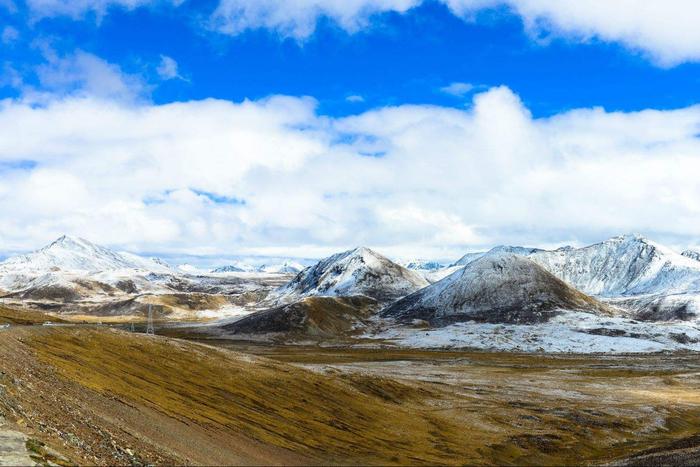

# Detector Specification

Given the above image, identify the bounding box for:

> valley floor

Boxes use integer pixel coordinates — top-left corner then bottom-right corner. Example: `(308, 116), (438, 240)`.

(0, 323), (699, 465)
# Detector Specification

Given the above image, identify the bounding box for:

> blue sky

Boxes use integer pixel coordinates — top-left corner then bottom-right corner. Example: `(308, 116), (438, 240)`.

(4, 0), (700, 115)
(1, 0), (700, 260)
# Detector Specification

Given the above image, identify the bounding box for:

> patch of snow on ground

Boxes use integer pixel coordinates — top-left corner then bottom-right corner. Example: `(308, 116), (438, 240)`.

(367, 311), (700, 353)
(193, 305), (256, 320)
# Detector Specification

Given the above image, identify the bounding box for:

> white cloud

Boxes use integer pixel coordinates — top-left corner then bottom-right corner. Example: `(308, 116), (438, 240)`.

(440, 81), (474, 97)
(156, 55), (182, 80)
(210, 0), (421, 38)
(0, 85), (699, 258)
(443, 0), (700, 66)
(210, 0), (700, 65)
(33, 50), (146, 101)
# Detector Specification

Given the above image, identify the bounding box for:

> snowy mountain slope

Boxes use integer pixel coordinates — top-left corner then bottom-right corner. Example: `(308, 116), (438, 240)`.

(0, 236), (213, 307)
(607, 292), (700, 322)
(528, 234), (700, 297)
(0, 236), (175, 293)
(682, 249), (700, 262)
(0, 235), (171, 274)
(382, 252), (612, 325)
(449, 252), (485, 268)
(274, 247), (429, 303)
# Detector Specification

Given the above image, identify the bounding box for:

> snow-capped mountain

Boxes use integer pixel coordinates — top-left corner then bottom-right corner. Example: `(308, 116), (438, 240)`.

(275, 247), (429, 303)
(382, 252), (611, 325)
(0, 235), (171, 274)
(528, 234), (700, 297)
(0, 235), (177, 298)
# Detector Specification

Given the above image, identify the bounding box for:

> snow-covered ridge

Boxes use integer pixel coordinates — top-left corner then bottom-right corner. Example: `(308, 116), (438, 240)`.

(449, 246), (544, 267)
(528, 234), (700, 297)
(274, 246), (429, 303)
(0, 235), (171, 275)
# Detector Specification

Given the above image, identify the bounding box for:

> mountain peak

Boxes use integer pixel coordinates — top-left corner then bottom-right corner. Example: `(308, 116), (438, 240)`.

(46, 235), (96, 251)
(276, 246), (428, 303)
(612, 233), (648, 242)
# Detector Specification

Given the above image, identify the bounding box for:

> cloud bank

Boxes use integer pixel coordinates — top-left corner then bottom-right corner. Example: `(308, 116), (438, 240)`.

(209, 0), (700, 65)
(18, 0), (700, 65)
(0, 85), (699, 258)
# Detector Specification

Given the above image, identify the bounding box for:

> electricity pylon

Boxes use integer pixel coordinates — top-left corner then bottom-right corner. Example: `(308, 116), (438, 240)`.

(146, 304), (155, 335)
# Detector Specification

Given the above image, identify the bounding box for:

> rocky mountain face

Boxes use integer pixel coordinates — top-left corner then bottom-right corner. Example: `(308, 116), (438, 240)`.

(382, 253), (612, 325)
(523, 235), (700, 321)
(682, 249), (700, 262)
(274, 247), (429, 303)
(528, 234), (700, 297)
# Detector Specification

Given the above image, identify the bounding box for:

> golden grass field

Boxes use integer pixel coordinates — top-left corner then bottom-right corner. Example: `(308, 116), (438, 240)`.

(0, 321), (698, 465)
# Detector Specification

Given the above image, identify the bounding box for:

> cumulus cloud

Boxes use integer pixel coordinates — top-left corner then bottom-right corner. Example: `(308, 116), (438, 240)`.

(0, 85), (699, 258)
(209, 0), (700, 65)
(443, 0), (700, 66)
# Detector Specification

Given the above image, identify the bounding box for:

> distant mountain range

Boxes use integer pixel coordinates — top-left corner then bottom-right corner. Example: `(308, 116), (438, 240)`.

(224, 234), (700, 352)
(211, 260), (305, 274)
(0, 236), (290, 316)
(2, 233), (700, 352)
